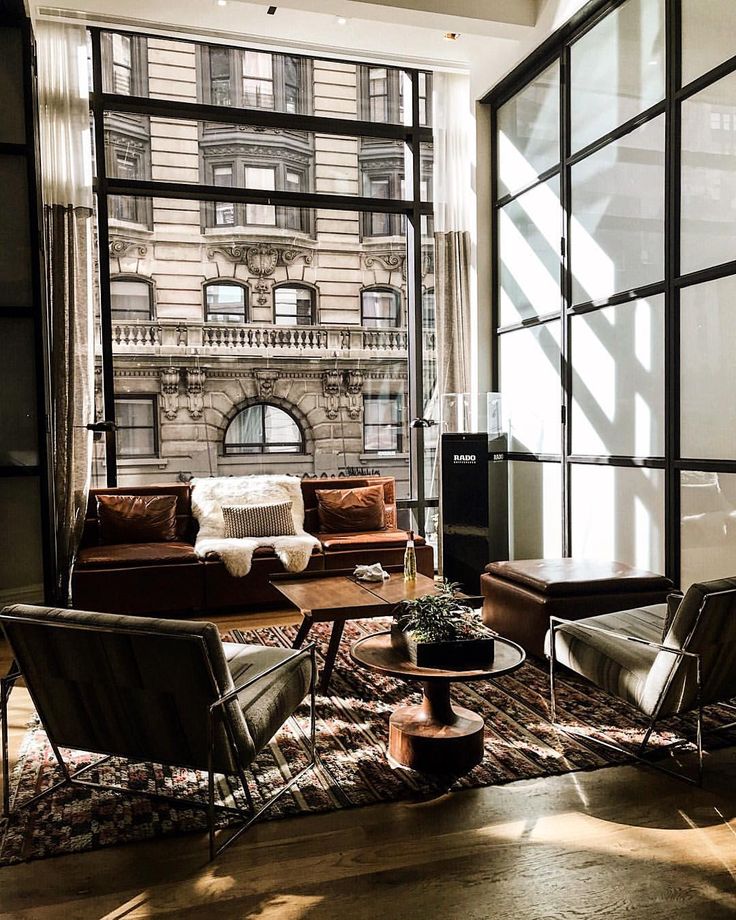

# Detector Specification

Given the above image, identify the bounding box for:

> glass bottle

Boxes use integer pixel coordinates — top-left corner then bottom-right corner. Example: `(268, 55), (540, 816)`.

(403, 530), (417, 584)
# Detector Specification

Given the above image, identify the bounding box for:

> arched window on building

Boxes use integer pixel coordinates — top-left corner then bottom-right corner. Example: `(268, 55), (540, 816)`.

(274, 284), (315, 325)
(361, 287), (401, 328)
(224, 403), (305, 454)
(111, 277), (154, 321)
(204, 281), (248, 323)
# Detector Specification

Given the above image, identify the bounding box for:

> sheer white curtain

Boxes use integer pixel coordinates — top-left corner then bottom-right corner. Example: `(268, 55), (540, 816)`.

(432, 72), (474, 403)
(37, 21), (95, 603)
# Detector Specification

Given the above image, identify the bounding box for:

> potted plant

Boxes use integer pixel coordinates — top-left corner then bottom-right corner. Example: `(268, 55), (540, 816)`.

(391, 581), (496, 670)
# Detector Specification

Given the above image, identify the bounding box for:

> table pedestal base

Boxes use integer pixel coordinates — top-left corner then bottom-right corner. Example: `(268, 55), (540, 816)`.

(388, 680), (484, 774)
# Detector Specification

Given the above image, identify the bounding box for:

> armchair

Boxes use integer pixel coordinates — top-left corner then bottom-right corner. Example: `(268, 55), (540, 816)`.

(547, 577), (736, 784)
(0, 604), (317, 859)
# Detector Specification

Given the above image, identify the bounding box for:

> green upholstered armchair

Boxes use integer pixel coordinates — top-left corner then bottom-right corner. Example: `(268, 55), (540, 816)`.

(0, 604), (317, 858)
(547, 577), (736, 784)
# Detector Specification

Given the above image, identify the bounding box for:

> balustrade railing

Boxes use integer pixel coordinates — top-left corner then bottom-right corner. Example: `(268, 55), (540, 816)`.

(111, 320), (436, 355)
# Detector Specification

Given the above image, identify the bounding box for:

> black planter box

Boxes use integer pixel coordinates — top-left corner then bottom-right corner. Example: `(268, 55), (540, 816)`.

(390, 624), (495, 671)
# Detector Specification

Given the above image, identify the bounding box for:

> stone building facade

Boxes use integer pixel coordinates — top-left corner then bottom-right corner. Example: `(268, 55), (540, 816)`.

(99, 34), (435, 500)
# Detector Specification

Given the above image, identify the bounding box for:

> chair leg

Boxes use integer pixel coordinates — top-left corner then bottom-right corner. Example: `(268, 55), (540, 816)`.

(549, 626), (557, 723)
(1, 676), (10, 818)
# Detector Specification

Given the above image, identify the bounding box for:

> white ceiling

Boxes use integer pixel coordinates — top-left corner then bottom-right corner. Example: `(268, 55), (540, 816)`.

(33, 0), (589, 97)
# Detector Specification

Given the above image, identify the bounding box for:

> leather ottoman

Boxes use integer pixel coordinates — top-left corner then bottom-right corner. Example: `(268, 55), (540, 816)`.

(481, 558), (674, 658)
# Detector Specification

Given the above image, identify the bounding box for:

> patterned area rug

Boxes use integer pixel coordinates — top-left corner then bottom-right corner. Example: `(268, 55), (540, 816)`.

(2, 617), (732, 866)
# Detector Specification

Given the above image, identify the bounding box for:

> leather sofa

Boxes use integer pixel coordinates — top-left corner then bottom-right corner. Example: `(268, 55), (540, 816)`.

(71, 476), (433, 617)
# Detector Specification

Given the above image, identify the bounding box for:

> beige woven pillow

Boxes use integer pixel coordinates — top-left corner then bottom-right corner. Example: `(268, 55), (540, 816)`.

(222, 502), (296, 538)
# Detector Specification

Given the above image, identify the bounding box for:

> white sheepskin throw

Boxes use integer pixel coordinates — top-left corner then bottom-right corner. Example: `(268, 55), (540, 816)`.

(191, 474), (319, 578)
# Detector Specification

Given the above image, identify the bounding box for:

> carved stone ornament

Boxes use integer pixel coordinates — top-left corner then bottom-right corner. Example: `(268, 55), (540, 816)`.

(363, 251), (404, 273)
(160, 367), (180, 420)
(185, 368), (206, 419)
(322, 370), (341, 420)
(246, 242), (279, 277)
(345, 369), (364, 420)
(109, 238), (148, 258)
(254, 278), (271, 306)
(255, 369), (280, 399)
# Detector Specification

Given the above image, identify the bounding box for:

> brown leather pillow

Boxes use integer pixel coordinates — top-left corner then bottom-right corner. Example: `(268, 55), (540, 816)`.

(316, 484), (386, 533)
(96, 494), (178, 544)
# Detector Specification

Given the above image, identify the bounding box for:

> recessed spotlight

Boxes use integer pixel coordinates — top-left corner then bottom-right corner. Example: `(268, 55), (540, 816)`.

(336, 16), (347, 25)
(443, 31), (460, 41)
(217, 0), (227, 6)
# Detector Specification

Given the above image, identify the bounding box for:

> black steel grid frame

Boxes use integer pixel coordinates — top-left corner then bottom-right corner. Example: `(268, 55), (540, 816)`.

(0, 19), (55, 599)
(486, 0), (736, 585)
(89, 27), (435, 528)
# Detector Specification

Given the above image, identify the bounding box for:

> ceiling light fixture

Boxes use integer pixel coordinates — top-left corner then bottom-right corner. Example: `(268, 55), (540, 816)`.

(336, 16), (347, 25)
(443, 31), (460, 40)
(217, 0), (227, 6)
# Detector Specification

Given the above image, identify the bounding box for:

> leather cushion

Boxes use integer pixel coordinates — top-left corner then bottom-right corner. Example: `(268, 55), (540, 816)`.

(485, 558), (673, 597)
(76, 541), (198, 568)
(97, 494), (178, 544)
(316, 484), (386, 533)
(315, 529), (424, 552)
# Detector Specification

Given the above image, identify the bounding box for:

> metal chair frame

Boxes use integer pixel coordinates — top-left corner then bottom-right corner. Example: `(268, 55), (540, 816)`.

(1, 627), (318, 861)
(548, 595), (736, 786)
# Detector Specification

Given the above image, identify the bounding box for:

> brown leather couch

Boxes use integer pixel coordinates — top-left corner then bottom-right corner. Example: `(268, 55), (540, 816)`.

(481, 558), (674, 658)
(71, 476), (433, 617)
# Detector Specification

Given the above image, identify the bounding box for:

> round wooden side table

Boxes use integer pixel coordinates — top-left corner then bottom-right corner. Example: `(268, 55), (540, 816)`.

(350, 630), (526, 774)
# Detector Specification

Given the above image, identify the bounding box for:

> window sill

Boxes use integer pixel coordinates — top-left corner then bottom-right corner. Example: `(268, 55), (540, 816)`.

(117, 457), (169, 469)
(359, 453), (410, 462)
(218, 453), (307, 464)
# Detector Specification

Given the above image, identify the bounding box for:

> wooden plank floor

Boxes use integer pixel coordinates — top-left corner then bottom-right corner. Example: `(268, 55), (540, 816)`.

(1, 612), (735, 919)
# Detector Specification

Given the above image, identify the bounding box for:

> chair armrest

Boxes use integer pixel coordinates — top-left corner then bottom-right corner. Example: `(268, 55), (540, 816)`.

(667, 591), (684, 621)
(549, 615), (698, 660)
(210, 642), (317, 712)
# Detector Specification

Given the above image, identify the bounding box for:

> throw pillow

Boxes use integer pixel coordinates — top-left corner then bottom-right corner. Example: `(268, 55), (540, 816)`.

(96, 494), (178, 544)
(222, 501), (296, 539)
(315, 484), (386, 533)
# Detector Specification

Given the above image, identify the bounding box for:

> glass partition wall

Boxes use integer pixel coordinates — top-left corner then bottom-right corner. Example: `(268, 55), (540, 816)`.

(90, 31), (436, 531)
(488, 0), (736, 587)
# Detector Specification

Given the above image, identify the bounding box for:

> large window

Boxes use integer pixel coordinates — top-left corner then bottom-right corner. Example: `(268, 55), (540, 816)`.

(488, 0), (736, 587)
(274, 285), (315, 325)
(115, 397), (158, 457)
(201, 47), (310, 114)
(364, 395), (404, 454)
(205, 282), (247, 323)
(224, 403), (304, 454)
(361, 288), (401, 328)
(111, 278), (153, 321)
(93, 30), (434, 532)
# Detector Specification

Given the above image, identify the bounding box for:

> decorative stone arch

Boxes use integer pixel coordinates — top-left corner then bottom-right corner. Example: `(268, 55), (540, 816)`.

(220, 396), (314, 456)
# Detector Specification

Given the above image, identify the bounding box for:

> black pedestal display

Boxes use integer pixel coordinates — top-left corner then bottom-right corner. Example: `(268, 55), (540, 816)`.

(440, 433), (508, 594)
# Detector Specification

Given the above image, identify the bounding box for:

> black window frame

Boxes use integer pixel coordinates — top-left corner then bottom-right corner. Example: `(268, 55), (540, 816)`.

(91, 28), (435, 533)
(223, 401), (306, 454)
(483, 0), (736, 586)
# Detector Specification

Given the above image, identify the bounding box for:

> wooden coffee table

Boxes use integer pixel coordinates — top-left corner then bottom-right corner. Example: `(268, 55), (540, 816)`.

(350, 630), (525, 774)
(270, 570), (441, 692)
